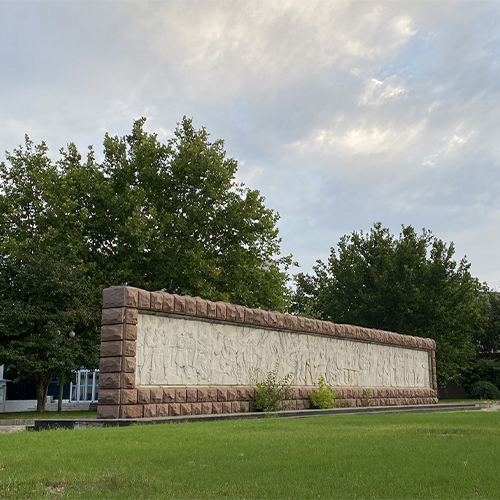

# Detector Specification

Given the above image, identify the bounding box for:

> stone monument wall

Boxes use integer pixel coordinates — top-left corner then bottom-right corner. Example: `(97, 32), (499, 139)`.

(97, 286), (438, 419)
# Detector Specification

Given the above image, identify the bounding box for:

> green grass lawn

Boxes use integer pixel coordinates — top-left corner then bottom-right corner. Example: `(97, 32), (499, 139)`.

(0, 410), (97, 420)
(1, 411), (499, 499)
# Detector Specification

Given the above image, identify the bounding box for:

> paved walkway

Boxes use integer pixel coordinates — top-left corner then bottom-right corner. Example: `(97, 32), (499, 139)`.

(0, 425), (27, 434)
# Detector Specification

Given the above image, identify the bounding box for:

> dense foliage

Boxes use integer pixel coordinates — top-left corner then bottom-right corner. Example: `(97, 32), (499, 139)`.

(0, 118), (291, 410)
(252, 365), (292, 412)
(292, 223), (489, 386)
(308, 376), (339, 409)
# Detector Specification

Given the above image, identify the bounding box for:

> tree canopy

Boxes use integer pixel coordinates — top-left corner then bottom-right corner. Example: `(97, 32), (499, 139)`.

(292, 223), (489, 386)
(0, 117), (291, 410)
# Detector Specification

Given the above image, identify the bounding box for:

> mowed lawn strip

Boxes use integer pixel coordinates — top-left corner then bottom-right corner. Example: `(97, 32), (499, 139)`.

(1, 411), (499, 499)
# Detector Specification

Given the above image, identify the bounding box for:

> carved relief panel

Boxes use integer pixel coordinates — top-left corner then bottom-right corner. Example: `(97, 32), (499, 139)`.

(136, 313), (431, 388)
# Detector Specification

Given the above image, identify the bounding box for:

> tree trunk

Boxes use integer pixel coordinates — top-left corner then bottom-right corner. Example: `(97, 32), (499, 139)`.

(34, 373), (51, 413)
(57, 373), (65, 413)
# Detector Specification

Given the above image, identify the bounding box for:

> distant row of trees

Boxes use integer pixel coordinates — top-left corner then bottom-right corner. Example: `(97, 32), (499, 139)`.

(0, 119), (498, 411)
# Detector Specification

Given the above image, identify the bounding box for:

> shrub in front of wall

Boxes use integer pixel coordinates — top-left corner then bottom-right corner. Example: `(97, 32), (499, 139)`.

(468, 381), (500, 400)
(309, 376), (339, 409)
(253, 365), (292, 412)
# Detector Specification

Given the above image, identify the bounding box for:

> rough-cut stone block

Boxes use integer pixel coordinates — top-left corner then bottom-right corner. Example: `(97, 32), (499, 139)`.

(101, 325), (123, 341)
(269, 311), (279, 328)
(99, 357), (121, 373)
(162, 294), (174, 313)
(212, 402), (223, 414)
(99, 389), (120, 405)
(124, 324), (137, 341)
(222, 402), (232, 413)
(322, 321), (335, 336)
(180, 403), (192, 415)
(186, 389), (197, 402)
(163, 388), (176, 403)
(217, 388), (227, 401)
(169, 403), (181, 416)
(103, 286), (139, 309)
(138, 290), (151, 309)
(231, 402), (244, 413)
(234, 305), (245, 322)
(253, 309), (268, 326)
(236, 388), (248, 401)
(295, 399), (305, 410)
(121, 404), (143, 418)
(305, 318), (316, 332)
(174, 295), (186, 314)
(206, 389), (218, 402)
(239, 401), (250, 412)
(207, 301), (217, 318)
(143, 404), (157, 417)
(243, 307), (254, 323)
(227, 388), (237, 402)
(137, 389), (151, 404)
(191, 403), (202, 415)
(287, 400), (297, 410)
(97, 405), (119, 419)
(100, 341), (122, 357)
(185, 296), (196, 315)
(275, 312), (284, 328)
(123, 340), (136, 357)
(122, 356), (135, 373)
(150, 292), (163, 311)
(124, 308), (138, 325)
(201, 402), (212, 414)
(299, 388), (309, 400)
(151, 389), (163, 403)
(101, 308), (125, 325)
(196, 298), (208, 317)
(156, 403), (170, 417)
(175, 389), (187, 403)
(282, 314), (293, 330)
(216, 302), (227, 320)
(99, 373), (120, 389)
(297, 316), (307, 332)
(197, 389), (208, 402)
(313, 319), (324, 333)
(121, 372), (135, 389)
(226, 304), (237, 322)
(288, 315), (299, 331)
(121, 389), (138, 405)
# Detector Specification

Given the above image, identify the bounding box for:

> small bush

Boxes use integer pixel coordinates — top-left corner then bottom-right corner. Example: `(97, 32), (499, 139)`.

(309, 376), (339, 409)
(364, 388), (372, 407)
(253, 365), (292, 412)
(468, 381), (500, 400)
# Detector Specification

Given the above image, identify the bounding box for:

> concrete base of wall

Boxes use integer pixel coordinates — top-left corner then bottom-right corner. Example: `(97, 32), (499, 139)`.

(37, 403), (479, 431)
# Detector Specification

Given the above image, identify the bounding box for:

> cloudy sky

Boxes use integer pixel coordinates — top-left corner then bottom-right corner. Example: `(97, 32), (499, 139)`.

(1, 0), (499, 288)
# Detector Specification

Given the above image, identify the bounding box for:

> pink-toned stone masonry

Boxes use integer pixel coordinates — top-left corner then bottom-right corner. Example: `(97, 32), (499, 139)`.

(97, 286), (438, 419)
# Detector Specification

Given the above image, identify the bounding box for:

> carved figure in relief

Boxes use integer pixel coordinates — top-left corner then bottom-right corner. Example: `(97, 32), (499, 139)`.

(175, 331), (189, 379)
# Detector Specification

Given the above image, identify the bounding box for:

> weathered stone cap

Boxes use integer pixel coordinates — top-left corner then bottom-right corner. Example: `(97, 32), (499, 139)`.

(102, 286), (436, 351)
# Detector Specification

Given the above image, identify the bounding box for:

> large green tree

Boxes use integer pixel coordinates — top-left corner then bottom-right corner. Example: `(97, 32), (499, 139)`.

(94, 117), (291, 308)
(0, 118), (291, 410)
(292, 223), (489, 386)
(0, 138), (100, 411)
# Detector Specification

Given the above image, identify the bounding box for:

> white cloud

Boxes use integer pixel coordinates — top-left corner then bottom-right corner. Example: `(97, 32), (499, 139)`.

(1, 0), (500, 287)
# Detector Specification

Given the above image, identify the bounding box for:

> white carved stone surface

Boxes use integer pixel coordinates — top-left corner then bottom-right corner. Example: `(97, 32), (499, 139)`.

(136, 313), (431, 388)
